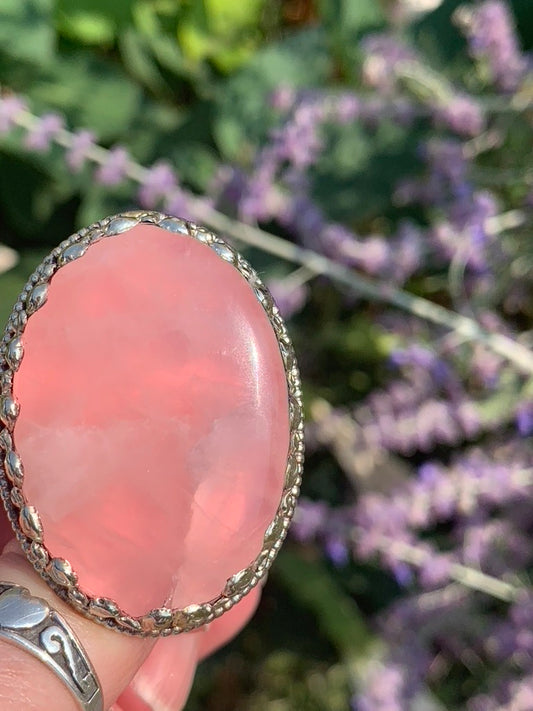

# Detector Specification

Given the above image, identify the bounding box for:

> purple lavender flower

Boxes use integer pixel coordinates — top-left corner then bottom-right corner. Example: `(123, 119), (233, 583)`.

(0, 95), (26, 133)
(433, 94), (485, 137)
(450, 190), (497, 241)
(138, 161), (177, 208)
(325, 535), (350, 567)
(319, 224), (360, 265)
(275, 100), (325, 169)
(516, 401), (533, 437)
(361, 34), (418, 93)
(469, 343), (504, 389)
(95, 146), (130, 186)
(165, 189), (194, 222)
(487, 595), (533, 665)
(448, 190), (498, 271)
(423, 138), (468, 191)
(458, 0), (527, 92)
(24, 113), (63, 152)
(469, 674), (533, 711)
(391, 561), (414, 587)
(389, 345), (452, 385)
(292, 499), (329, 543)
(238, 167), (283, 223)
(237, 96), (326, 224)
(389, 222), (424, 283)
(354, 348), (484, 456)
(459, 515), (531, 580)
(352, 662), (412, 711)
(332, 93), (360, 124)
(353, 236), (391, 276)
(415, 137), (499, 271)
(267, 277), (309, 319)
(355, 494), (411, 559)
(279, 195), (326, 251)
(418, 553), (454, 589)
(66, 130), (95, 173)
(269, 85), (296, 112)
(355, 443), (533, 574)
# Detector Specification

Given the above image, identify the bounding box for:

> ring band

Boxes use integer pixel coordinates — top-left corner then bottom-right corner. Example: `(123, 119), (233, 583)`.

(0, 582), (103, 711)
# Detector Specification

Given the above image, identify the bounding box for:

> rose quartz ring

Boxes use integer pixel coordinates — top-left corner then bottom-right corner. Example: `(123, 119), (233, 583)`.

(0, 211), (303, 636)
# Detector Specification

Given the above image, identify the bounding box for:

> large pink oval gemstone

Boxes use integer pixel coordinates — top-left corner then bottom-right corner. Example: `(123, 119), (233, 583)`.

(13, 224), (289, 616)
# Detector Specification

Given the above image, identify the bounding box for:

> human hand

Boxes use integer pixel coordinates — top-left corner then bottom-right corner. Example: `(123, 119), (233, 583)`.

(0, 515), (260, 711)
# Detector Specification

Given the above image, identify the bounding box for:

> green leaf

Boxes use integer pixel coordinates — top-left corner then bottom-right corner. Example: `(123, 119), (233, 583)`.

(318, 0), (384, 35)
(32, 54), (142, 139)
(204, 0), (264, 35)
(274, 549), (376, 664)
(176, 0), (266, 72)
(119, 28), (170, 95)
(0, 0), (55, 66)
(56, 11), (115, 45)
(170, 142), (218, 191)
(77, 182), (135, 229)
(214, 28), (332, 159)
(146, 32), (188, 76)
(0, 151), (75, 240)
(510, 0), (533, 51)
(317, 0), (384, 77)
(177, 22), (214, 63)
(410, 0), (467, 69)
(312, 118), (422, 222)
(210, 43), (257, 74)
(131, 0), (160, 37)
(55, 0), (133, 44)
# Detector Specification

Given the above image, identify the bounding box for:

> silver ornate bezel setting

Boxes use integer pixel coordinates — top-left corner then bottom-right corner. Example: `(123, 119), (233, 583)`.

(0, 210), (304, 637)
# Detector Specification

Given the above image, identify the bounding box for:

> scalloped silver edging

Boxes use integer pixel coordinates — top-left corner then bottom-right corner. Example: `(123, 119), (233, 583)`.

(0, 210), (304, 637)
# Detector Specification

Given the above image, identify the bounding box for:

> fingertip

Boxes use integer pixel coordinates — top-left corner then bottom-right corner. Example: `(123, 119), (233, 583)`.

(0, 530), (262, 711)
(121, 633), (199, 711)
(116, 588), (262, 711)
(198, 586), (261, 660)
(0, 547), (154, 711)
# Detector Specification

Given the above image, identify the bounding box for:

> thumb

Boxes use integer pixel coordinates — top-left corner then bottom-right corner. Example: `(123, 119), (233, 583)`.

(0, 532), (262, 711)
(0, 540), (155, 711)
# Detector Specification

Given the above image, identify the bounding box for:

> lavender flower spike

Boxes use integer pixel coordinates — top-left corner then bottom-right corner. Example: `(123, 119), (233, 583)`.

(458, 0), (527, 92)
(66, 130), (95, 173)
(138, 161), (177, 208)
(433, 94), (485, 137)
(0, 95), (27, 134)
(95, 145), (131, 186)
(24, 113), (64, 152)
(267, 277), (309, 319)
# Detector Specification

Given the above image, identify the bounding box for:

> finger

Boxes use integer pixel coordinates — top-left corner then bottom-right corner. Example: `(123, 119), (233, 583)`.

(0, 537), (262, 711)
(120, 633), (199, 711)
(197, 586), (261, 660)
(0, 541), (155, 711)
(117, 588), (262, 711)
(0, 516), (10, 552)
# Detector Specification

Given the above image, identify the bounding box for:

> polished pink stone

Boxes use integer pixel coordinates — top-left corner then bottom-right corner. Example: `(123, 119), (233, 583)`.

(13, 224), (289, 616)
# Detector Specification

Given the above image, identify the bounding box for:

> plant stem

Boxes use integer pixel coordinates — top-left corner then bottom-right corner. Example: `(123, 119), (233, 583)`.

(374, 535), (522, 602)
(12, 107), (533, 375)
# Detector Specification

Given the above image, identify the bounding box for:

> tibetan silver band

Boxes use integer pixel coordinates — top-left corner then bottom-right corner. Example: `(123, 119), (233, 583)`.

(0, 582), (103, 711)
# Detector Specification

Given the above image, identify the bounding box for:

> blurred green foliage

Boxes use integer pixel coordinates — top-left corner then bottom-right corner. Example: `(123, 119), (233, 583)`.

(1, 0), (531, 245)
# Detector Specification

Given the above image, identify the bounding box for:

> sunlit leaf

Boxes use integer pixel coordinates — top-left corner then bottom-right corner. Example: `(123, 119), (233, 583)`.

(0, 0), (55, 66)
